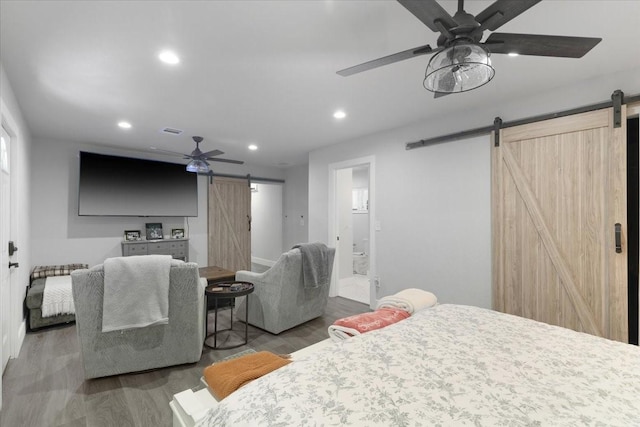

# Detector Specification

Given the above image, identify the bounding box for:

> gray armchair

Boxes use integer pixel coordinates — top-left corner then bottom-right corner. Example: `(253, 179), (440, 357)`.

(235, 246), (336, 334)
(71, 260), (206, 379)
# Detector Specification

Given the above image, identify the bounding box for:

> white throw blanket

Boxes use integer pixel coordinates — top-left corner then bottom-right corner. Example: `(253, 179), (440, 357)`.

(375, 288), (437, 314)
(327, 324), (360, 342)
(102, 255), (172, 332)
(41, 275), (75, 318)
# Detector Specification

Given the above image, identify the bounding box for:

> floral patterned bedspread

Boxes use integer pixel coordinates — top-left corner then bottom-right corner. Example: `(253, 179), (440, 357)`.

(197, 304), (640, 426)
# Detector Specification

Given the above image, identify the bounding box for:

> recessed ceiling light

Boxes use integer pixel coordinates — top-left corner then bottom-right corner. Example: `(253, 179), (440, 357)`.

(507, 52), (519, 57)
(158, 50), (180, 64)
(248, 144), (258, 151)
(118, 121), (132, 129)
(333, 110), (347, 119)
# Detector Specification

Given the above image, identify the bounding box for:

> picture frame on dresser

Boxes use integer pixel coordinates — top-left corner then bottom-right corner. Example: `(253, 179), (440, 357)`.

(145, 223), (163, 240)
(124, 230), (141, 241)
(171, 228), (185, 239)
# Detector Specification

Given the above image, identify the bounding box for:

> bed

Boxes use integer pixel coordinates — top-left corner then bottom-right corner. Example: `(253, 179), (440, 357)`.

(194, 304), (640, 426)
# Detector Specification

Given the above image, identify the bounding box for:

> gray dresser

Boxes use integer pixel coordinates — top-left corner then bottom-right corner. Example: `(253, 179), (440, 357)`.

(121, 238), (188, 261)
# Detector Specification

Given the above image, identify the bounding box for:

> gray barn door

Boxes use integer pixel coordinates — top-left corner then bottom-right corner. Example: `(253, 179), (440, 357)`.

(208, 177), (251, 272)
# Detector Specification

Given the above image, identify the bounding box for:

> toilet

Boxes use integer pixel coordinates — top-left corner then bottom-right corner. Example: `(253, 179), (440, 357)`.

(352, 252), (368, 275)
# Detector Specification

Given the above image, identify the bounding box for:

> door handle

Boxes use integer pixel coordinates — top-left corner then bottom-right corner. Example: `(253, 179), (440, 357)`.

(615, 223), (622, 253)
(9, 262), (19, 269)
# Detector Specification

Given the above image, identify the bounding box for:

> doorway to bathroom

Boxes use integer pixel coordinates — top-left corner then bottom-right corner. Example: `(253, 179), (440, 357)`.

(329, 156), (376, 307)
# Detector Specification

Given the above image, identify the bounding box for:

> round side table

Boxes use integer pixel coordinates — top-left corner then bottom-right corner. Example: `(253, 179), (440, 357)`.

(204, 281), (254, 350)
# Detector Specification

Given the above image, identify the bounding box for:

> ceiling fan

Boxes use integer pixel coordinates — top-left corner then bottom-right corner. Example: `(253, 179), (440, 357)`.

(152, 136), (244, 173)
(337, 0), (602, 97)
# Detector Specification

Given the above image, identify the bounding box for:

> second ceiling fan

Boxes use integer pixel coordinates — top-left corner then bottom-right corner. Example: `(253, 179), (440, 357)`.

(153, 136), (244, 174)
(337, 0), (602, 96)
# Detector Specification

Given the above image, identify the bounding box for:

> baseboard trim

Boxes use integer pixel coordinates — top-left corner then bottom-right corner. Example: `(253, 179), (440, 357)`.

(251, 256), (275, 267)
(15, 319), (26, 358)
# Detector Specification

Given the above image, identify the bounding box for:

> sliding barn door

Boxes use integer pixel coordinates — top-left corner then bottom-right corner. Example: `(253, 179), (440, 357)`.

(208, 177), (251, 272)
(492, 107), (628, 342)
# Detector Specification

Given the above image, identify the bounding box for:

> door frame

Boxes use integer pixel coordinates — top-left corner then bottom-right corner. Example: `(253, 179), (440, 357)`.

(328, 155), (376, 308)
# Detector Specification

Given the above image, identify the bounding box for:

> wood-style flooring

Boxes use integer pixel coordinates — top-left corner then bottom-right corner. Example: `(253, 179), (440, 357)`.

(1, 296), (369, 427)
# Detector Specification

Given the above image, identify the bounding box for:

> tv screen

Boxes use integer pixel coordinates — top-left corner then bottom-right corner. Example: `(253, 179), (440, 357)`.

(78, 151), (198, 217)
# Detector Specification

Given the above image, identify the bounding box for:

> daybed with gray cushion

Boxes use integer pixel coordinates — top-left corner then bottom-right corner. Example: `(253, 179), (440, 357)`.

(25, 264), (87, 330)
(235, 245), (336, 334)
(71, 258), (206, 379)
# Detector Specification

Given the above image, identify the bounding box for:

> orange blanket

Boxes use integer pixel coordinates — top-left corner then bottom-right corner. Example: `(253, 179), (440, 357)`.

(203, 351), (291, 400)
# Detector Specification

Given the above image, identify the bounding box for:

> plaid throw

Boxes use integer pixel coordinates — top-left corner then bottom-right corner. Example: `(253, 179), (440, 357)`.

(30, 264), (88, 281)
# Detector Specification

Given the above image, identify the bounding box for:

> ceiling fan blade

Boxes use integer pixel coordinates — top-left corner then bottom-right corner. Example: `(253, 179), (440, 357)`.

(207, 158), (244, 165)
(200, 149), (224, 158)
(473, 0), (541, 32)
(337, 44), (437, 76)
(484, 33), (602, 58)
(434, 91), (452, 99)
(397, 0), (457, 33)
(150, 147), (188, 157)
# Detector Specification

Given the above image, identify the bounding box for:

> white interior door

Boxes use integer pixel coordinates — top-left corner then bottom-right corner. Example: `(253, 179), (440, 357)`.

(336, 169), (353, 280)
(1, 126), (12, 373)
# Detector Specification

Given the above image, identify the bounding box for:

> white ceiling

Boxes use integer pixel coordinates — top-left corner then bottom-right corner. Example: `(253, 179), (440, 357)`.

(2, 0), (639, 168)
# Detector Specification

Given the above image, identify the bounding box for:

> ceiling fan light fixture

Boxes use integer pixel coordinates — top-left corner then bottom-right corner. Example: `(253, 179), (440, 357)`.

(423, 42), (495, 94)
(186, 159), (209, 174)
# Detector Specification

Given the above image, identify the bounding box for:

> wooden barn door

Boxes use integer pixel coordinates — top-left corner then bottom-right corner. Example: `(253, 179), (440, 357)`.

(492, 107), (628, 342)
(208, 177), (251, 272)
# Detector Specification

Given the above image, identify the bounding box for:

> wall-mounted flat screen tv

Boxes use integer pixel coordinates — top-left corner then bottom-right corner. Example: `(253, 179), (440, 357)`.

(78, 151), (198, 217)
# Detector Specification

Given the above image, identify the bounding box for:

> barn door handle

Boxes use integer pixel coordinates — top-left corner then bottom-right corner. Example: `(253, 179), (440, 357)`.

(615, 223), (622, 253)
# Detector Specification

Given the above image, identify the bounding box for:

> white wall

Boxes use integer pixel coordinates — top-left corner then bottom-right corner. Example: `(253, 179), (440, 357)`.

(310, 67), (640, 309)
(311, 134), (491, 308)
(0, 63), (33, 406)
(251, 182), (283, 263)
(283, 163), (309, 249)
(30, 137), (285, 268)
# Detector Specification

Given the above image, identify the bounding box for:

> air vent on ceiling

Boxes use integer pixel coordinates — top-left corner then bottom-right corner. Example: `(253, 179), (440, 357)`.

(161, 127), (183, 135)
